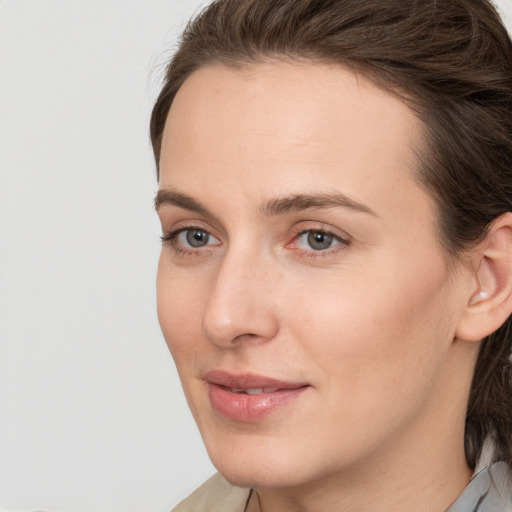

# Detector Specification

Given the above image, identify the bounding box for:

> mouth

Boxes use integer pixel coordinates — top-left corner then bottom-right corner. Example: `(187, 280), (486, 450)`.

(226, 387), (281, 394)
(204, 370), (310, 422)
(204, 370), (308, 390)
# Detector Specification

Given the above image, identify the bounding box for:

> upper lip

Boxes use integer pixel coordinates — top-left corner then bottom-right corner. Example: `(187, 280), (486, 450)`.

(204, 370), (309, 390)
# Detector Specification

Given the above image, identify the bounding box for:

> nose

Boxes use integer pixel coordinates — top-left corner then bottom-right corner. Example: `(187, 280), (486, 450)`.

(201, 250), (280, 348)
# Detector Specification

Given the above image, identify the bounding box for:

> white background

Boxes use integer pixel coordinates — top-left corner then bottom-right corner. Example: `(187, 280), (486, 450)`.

(0, 1), (511, 511)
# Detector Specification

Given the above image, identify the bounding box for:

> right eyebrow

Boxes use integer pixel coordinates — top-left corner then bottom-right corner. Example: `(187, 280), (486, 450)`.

(154, 189), (210, 216)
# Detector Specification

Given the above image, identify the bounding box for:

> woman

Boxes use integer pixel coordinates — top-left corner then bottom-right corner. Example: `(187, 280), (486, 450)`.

(151, 0), (512, 510)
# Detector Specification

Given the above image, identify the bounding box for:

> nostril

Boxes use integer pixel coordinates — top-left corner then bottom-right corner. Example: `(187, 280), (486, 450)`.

(232, 332), (259, 343)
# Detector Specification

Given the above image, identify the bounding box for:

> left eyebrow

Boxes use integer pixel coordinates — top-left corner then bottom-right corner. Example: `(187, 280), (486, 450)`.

(260, 193), (378, 217)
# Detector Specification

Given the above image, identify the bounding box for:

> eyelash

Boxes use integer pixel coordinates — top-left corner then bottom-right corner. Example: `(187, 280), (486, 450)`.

(160, 225), (350, 257)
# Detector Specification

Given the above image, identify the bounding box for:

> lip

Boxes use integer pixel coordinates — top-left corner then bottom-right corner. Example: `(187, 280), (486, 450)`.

(204, 370), (310, 423)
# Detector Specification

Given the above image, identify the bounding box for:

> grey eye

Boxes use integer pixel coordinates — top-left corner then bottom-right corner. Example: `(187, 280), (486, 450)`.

(306, 231), (335, 250)
(295, 230), (342, 252)
(184, 229), (210, 247)
(167, 228), (221, 252)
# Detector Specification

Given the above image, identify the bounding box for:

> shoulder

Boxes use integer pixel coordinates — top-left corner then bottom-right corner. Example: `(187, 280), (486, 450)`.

(172, 473), (251, 512)
(447, 461), (512, 512)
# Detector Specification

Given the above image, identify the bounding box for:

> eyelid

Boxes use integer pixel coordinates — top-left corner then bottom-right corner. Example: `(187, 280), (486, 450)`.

(289, 222), (350, 241)
(160, 219), (217, 239)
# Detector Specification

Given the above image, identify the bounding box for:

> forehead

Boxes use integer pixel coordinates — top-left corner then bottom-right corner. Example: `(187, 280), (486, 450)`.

(159, 61), (427, 220)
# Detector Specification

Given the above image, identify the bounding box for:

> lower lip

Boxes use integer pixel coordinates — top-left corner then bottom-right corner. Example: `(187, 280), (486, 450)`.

(208, 383), (308, 422)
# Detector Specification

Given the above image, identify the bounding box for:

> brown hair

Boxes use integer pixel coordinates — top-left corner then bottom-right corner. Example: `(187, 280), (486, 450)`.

(150, 0), (512, 469)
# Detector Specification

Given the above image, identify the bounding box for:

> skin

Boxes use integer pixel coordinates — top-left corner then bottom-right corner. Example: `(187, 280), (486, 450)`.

(156, 62), (481, 512)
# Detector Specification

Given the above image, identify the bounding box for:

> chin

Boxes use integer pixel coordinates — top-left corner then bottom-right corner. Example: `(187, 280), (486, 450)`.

(214, 461), (301, 490)
(205, 437), (327, 490)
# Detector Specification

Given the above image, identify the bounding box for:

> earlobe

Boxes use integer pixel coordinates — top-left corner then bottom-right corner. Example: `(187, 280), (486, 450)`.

(456, 213), (512, 342)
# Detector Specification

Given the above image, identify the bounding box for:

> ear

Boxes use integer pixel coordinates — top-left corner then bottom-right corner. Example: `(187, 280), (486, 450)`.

(456, 213), (512, 342)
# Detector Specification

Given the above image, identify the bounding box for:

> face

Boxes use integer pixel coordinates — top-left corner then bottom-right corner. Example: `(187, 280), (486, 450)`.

(156, 62), (473, 489)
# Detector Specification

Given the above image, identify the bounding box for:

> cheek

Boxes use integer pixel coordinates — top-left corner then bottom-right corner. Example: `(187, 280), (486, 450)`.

(156, 257), (206, 360)
(286, 253), (455, 398)
(271, 257), (457, 464)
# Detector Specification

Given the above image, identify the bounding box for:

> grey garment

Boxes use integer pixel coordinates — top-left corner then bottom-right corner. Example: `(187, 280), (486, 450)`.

(173, 463), (512, 511)
(447, 462), (512, 512)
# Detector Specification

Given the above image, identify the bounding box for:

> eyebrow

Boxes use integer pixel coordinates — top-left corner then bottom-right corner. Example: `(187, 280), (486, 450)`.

(154, 189), (209, 215)
(260, 193), (377, 217)
(154, 188), (377, 217)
